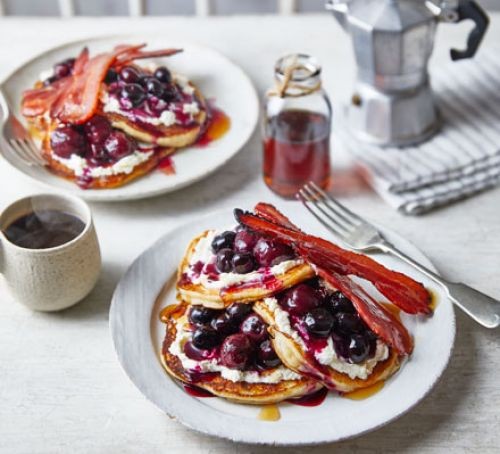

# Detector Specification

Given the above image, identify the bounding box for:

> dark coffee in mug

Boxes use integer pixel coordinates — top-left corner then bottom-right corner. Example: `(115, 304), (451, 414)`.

(2, 210), (85, 249)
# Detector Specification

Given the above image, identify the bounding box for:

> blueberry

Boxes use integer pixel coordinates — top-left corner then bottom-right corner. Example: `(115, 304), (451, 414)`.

(192, 326), (220, 350)
(121, 83), (146, 108)
(253, 237), (294, 267)
(210, 313), (239, 336)
(119, 66), (141, 84)
(232, 252), (255, 274)
(335, 312), (364, 334)
(143, 77), (165, 98)
(226, 303), (252, 323)
(211, 231), (236, 253)
(220, 334), (254, 370)
(84, 115), (112, 146)
(103, 131), (135, 160)
(233, 229), (259, 253)
(304, 308), (334, 337)
(50, 126), (87, 158)
(348, 334), (370, 363)
(53, 62), (71, 79)
(240, 313), (268, 344)
(188, 306), (218, 325)
(257, 340), (281, 369)
(154, 66), (172, 84)
(325, 291), (355, 314)
(215, 248), (234, 273)
(279, 284), (321, 316)
(104, 68), (119, 84)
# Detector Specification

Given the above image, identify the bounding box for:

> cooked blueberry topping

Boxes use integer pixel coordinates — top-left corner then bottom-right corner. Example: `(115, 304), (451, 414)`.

(232, 252), (256, 274)
(226, 302), (252, 323)
(103, 131), (135, 160)
(183, 341), (211, 361)
(240, 313), (268, 344)
(119, 65), (141, 84)
(84, 115), (112, 146)
(304, 308), (334, 337)
(325, 291), (356, 314)
(143, 77), (165, 98)
(192, 326), (220, 350)
(211, 231), (236, 253)
(104, 68), (119, 84)
(210, 312), (239, 336)
(233, 229), (259, 253)
(50, 126), (87, 158)
(335, 312), (364, 334)
(162, 85), (178, 102)
(154, 66), (172, 84)
(347, 334), (370, 363)
(279, 283), (321, 316)
(257, 340), (281, 369)
(215, 248), (234, 273)
(188, 306), (218, 325)
(220, 334), (253, 370)
(253, 237), (294, 267)
(121, 83), (146, 108)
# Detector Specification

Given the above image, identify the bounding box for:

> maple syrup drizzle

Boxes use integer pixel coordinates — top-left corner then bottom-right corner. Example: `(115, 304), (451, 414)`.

(159, 304), (185, 323)
(343, 380), (385, 400)
(258, 404), (281, 421)
(196, 105), (230, 147)
(381, 302), (402, 322)
(429, 289), (439, 311)
(286, 387), (328, 407)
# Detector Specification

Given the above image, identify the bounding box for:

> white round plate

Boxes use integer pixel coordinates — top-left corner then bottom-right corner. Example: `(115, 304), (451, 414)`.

(0, 35), (258, 201)
(110, 204), (455, 445)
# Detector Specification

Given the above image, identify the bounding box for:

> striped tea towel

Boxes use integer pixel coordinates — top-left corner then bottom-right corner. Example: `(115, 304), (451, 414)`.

(338, 48), (500, 215)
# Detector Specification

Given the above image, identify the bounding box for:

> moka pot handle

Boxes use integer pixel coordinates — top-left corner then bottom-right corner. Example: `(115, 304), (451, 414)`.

(449, 0), (489, 60)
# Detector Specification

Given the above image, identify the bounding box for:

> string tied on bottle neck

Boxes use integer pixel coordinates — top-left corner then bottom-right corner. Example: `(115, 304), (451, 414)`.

(268, 55), (322, 98)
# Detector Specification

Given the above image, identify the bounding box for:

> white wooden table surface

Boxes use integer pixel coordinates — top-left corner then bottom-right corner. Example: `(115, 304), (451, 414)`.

(0, 14), (499, 454)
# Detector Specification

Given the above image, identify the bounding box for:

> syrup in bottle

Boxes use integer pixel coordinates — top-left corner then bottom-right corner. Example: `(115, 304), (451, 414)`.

(263, 54), (332, 198)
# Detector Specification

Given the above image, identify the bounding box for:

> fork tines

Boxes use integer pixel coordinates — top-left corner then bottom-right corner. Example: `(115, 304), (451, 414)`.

(297, 181), (362, 238)
(8, 137), (46, 166)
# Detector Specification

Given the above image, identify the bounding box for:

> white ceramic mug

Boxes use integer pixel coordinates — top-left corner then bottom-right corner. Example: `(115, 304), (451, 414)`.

(0, 193), (101, 311)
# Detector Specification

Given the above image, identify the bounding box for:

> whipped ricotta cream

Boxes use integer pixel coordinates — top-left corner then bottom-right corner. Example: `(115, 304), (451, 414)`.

(52, 149), (153, 178)
(263, 297), (389, 380)
(187, 230), (303, 290)
(169, 318), (302, 383)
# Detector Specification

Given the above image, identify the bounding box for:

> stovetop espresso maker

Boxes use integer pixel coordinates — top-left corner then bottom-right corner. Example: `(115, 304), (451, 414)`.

(326, 0), (489, 146)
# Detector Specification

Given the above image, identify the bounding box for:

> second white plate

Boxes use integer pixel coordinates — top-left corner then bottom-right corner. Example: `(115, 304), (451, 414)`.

(0, 35), (259, 201)
(109, 203), (456, 445)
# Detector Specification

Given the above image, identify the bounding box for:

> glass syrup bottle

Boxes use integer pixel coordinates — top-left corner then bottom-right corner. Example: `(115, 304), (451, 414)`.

(263, 54), (332, 199)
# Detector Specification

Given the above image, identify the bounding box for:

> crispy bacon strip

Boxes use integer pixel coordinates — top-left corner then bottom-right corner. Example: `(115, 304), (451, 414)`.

(21, 44), (182, 125)
(116, 48), (183, 67)
(314, 265), (414, 355)
(254, 203), (300, 231)
(21, 47), (89, 118)
(235, 208), (431, 315)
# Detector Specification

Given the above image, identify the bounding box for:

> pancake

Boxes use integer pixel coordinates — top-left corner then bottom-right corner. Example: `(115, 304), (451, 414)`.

(160, 302), (322, 404)
(100, 76), (208, 149)
(176, 230), (315, 308)
(253, 298), (402, 393)
(39, 123), (175, 189)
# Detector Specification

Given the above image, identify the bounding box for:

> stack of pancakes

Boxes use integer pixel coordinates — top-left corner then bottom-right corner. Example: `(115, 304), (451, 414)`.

(161, 228), (404, 404)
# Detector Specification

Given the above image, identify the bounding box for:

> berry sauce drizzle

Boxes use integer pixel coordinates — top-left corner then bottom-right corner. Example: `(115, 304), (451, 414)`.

(286, 387), (328, 407)
(183, 384), (215, 398)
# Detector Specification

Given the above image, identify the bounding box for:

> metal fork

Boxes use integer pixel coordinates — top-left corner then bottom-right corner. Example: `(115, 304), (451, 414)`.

(0, 90), (46, 166)
(297, 182), (500, 328)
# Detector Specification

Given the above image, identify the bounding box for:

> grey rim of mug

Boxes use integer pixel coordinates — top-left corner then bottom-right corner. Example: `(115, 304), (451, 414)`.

(0, 193), (92, 253)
